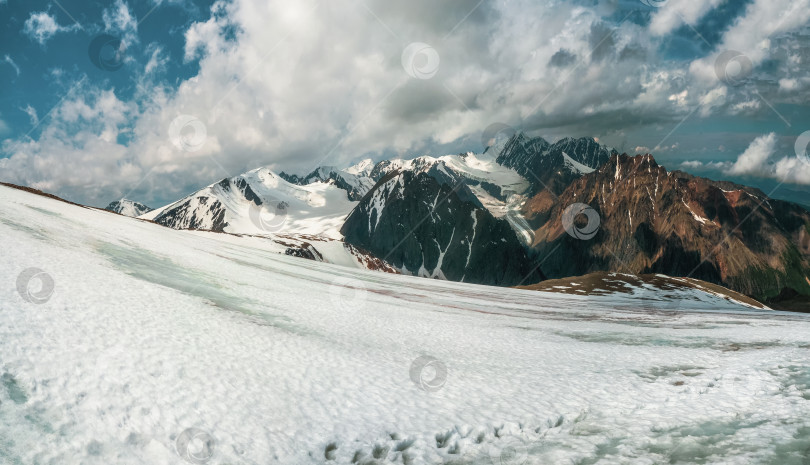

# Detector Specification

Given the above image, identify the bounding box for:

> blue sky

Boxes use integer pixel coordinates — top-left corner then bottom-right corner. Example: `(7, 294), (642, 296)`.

(0, 0), (213, 135)
(2, 0), (810, 207)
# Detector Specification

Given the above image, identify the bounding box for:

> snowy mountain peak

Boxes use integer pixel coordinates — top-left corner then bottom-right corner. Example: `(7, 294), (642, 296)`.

(140, 167), (356, 239)
(104, 198), (153, 217)
(279, 163), (376, 201)
(344, 158), (375, 176)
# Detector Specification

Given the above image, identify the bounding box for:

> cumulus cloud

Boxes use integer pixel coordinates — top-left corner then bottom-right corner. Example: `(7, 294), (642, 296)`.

(0, 84), (140, 200)
(23, 11), (78, 45)
(5, 0), (810, 206)
(727, 133), (777, 176)
(774, 156), (810, 185)
(686, 133), (810, 185)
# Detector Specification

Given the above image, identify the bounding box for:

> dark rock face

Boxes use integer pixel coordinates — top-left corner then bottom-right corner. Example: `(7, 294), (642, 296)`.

(340, 170), (544, 286)
(284, 244), (322, 261)
(152, 197), (229, 232)
(527, 153), (810, 300)
(149, 177), (258, 232)
(496, 134), (617, 195)
(277, 172), (302, 184)
(231, 178), (262, 206)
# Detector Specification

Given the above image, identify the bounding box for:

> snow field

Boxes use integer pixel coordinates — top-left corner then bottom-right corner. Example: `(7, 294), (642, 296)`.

(2, 185), (810, 464)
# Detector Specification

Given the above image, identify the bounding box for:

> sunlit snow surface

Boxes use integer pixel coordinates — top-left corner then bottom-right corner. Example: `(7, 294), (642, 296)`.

(2, 185), (810, 465)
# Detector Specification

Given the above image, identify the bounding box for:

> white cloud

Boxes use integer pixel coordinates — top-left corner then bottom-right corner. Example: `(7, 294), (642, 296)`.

(649, 0), (724, 37)
(680, 160), (705, 169)
(681, 135), (810, 186)
(21, 105), (38, 127)
(6, 0), (810, 206)
(774, 156), (810, 185)
(729, 99), (761, 115)
(144, 44), (168, 75)
(690, 0), (810, 85)
(654, 142), (679, 152)
(698, 86), (727, 117)
(0, 85), (140, 200)
(103, 0), (138, 40)
(3, 55), (20, 76)
(699, 133), (810, 185)
(727, 133), (777, 175)
(23, 11), (78, 45)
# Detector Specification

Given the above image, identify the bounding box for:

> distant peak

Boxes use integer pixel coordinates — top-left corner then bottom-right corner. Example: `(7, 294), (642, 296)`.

(104, 198), (153, 217)
(344, 158), (375, 176)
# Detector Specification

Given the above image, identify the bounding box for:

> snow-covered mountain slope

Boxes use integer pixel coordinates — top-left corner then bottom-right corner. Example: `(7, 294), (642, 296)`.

(342, 158), (374, 176)
(5, 183), (810, 465)
(280, 159), (377, 201)
(104, 198), (153, 217)
(141, 167), (355, 239)
(369, 151), (529, 202)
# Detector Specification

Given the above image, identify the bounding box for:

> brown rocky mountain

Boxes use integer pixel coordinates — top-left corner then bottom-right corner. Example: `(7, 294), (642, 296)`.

(526, 153), (810, 301)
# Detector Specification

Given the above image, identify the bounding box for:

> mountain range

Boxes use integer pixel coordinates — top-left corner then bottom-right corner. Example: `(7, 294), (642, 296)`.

(108, 133), (810, 308)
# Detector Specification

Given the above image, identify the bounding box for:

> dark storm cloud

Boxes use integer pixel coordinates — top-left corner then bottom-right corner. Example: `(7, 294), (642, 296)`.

(385, 82), (459, 123)
(549, 49), (577, 67)
(589, 22), (617, 62)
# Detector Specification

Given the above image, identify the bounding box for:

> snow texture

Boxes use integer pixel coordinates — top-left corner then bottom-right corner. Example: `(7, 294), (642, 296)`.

(3, 185), (810, 465)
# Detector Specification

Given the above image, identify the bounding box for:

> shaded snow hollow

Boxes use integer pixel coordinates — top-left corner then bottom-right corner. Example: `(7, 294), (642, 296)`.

(3, 185), (810, 464)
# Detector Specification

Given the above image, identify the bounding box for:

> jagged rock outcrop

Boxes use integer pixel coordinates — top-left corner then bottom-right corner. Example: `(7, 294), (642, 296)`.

(496, 134), (617, 195)
(527, 153), (810, 300)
